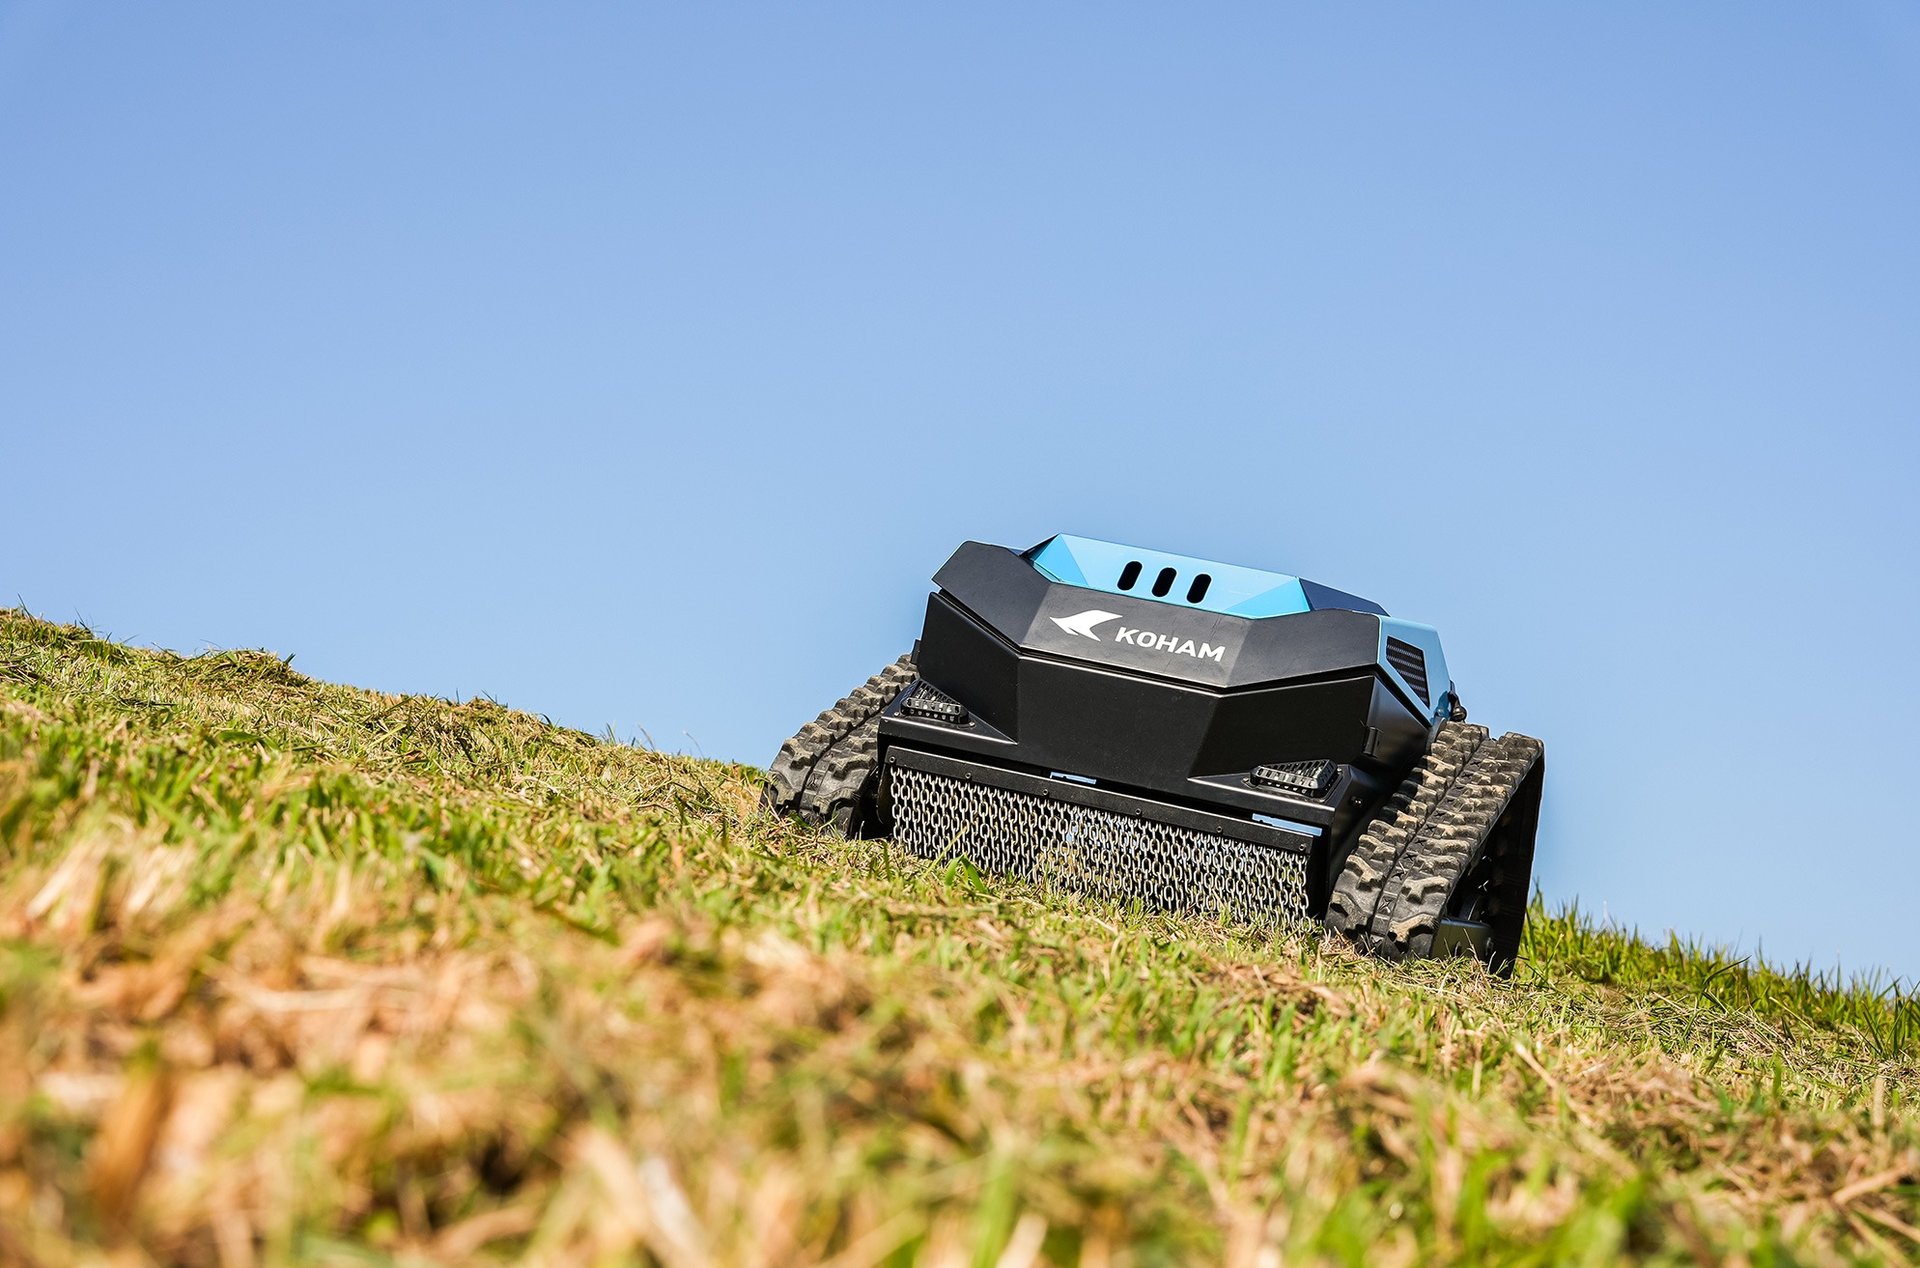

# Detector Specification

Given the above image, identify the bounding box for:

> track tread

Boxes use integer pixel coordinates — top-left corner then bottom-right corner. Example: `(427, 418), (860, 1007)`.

(1326, 724), (1544, 974)
(761, 654), (916, 832)
(1325, 722), (1485, 940)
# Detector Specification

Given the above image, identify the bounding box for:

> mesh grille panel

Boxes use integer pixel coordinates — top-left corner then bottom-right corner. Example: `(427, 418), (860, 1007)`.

(888, 765), (1310, 925)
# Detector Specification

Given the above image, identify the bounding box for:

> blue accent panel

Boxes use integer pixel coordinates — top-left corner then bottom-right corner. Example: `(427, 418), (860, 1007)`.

(1026, 535), (1386, 620)
(1378, 618), (1451, 723)
(1028, 537), (1088, 587)
(1225, 582), (1312, 618)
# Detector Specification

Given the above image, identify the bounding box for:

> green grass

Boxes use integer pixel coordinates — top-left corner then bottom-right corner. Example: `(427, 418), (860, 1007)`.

(0, 607), (1915, 1265)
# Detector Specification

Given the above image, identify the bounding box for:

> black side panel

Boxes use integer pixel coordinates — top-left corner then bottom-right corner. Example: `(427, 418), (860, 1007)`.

(1190, 679), (1379, 775)
(917, 596), (1020, 734)
(1299, 578), (1389, 617)
(932, 541), (1055, 646)
(1361, 677), (1435, 773)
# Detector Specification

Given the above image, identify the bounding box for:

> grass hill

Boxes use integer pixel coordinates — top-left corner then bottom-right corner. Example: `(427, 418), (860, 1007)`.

(0, 608), (1915, 1265)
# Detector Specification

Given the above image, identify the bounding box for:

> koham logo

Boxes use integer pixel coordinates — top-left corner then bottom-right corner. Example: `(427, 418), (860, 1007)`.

(1049, 609), (1228, 663)
(1050, 609), (1121, 639)
(1113, 626), (1227, 662)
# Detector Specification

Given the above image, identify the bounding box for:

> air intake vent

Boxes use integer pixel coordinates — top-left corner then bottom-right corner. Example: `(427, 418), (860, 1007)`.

(901, 682), (969, 725)
(1249, 759), (1338, 798)
(1384, 637), (1430, 705)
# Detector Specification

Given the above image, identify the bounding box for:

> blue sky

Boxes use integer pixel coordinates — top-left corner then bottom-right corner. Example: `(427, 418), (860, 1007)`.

(4, 5), (1917, 979)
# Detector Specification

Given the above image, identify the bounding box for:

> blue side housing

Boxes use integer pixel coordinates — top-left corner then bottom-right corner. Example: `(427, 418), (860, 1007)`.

(1378, 618), (1450, 724)
(1025, 534), (1451, 721)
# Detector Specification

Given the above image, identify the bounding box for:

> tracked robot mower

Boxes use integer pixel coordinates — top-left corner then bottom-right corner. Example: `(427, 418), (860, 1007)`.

(763, 536), (1545, 973)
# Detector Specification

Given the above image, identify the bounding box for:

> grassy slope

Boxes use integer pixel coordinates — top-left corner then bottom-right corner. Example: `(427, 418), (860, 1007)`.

(0, 610), (1915, 1267)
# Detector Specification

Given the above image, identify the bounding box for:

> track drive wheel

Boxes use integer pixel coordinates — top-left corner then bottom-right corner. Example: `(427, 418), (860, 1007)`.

(1325, 722), (1545, 976)
(760, 653), (917, 834)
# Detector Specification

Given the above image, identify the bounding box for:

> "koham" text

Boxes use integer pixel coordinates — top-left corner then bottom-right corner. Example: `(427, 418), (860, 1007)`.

(1112, 628), (1227, 662)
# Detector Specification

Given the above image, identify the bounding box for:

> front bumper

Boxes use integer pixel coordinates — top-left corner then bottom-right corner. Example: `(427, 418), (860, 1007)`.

(878, 747), (1314, 926)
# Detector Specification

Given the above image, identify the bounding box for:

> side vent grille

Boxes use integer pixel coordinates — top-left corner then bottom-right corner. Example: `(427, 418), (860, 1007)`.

(901, 682), (969, 725)
(1249, 759), (1338, 798)
(1384, 637), (1430, 705)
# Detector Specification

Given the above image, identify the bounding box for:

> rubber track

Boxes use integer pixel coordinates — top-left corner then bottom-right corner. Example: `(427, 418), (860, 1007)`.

(1326, 725), (1544, 972)
(1325, 721), (1485, 944)
(760, 654), (916, 831)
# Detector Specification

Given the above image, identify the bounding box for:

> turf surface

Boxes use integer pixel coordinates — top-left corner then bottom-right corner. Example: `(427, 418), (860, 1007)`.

(1, 609), (1915, 1264)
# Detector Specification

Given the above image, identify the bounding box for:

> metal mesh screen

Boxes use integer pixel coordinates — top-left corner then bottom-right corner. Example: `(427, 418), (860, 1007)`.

(888, 764), (1310, 925)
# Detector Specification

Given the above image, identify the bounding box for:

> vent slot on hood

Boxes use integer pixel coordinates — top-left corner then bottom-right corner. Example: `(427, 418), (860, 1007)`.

(1385, 637), (1430, 705)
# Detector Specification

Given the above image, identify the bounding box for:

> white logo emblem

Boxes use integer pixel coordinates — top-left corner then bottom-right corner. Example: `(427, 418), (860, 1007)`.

(1048, 608), (1230, 663)
(1113, 627), (1227, 662)
(1050, 609), (1123, 640)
